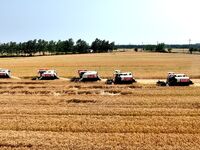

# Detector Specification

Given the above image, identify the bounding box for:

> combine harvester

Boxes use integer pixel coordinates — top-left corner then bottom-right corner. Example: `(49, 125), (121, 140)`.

(157, 72), (193, 86)
(33, 69), (59, 80)
(72, 70), (101, 82)
(106, 70), (136, 84)
(0, 68), (11, 78)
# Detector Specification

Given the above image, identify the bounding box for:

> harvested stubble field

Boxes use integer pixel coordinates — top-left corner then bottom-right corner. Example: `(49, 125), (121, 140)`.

(0, 52), (200, 149)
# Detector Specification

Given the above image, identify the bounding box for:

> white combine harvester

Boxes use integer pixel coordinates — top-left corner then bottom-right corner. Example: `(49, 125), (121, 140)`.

(157, 72), (193, 86)
(33, 69), (59, 80)
(75, 70), (101, 82)
(106, 70), (136, 84)
(0, 68), (11, 78)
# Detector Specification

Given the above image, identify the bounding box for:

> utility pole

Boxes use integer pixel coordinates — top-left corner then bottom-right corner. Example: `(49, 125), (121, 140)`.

(142, 42), (144, 51)
(189, 39), (191, 47)
(189, 39), (192, 54)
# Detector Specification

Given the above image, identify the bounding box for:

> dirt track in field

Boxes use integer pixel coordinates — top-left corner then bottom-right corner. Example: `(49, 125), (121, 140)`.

(6, 77), (200, 87)
(65, 77), (200, 86)
(11, 76), (21, 80)
(138, 79), (200, 87)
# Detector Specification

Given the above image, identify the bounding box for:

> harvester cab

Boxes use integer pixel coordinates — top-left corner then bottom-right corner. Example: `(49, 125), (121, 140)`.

(37, 69), (59, 80)
(0, 69), (11, 78)
(78, 70), (101, 82)
(78, 70), (88, 78)
(106, 70), (136, 84)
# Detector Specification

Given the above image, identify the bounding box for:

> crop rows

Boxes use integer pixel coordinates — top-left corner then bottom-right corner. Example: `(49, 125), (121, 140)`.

(0, 80), (198, 149)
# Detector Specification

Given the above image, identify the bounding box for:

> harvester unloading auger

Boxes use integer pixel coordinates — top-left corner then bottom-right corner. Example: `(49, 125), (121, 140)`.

(157, 72), (193, 86)
(32, 69), (59, 80)
(106, 70), (136, 84)
(0, 69), (11, 78)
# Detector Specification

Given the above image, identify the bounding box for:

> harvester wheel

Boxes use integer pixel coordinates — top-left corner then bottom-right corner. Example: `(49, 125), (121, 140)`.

(132, 79), (137, 83)
(31, 77), (38, 80)
(156, 81), (166, 86)
(189, 80), (194, 85)
(106, 79), (114, 85)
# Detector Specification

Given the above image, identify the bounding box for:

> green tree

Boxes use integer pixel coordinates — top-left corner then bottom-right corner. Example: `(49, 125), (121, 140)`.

(91, 38), (115, 53)
(91, 38), (101, 53)
(0, 44), (4, 55)
(56, 40), (64, 53)
(37, 39), (48, 55)
(109, 42), (115, 51)
(189, 47), (194, 54)
(75, 39), (89, 53)
(155, 43), (166, 52)
(144, 45), (156, 51)
(25, 40), (37, 56)
(46, 40), (56, 54)
(63, 38), (74, 53)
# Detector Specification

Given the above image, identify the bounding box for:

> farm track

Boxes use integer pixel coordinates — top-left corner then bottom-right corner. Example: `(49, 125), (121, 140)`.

(0, 79), (199, 149)
(5, 77), (200, 86)
(10, 76), (21, 80)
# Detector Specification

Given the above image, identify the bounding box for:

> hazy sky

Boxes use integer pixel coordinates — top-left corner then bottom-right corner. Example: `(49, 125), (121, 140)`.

(0, 0), (200, 44)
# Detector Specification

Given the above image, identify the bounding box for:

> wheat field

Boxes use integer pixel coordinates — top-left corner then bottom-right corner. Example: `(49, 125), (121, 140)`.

(1, 51), (200, 79)
(0, 52), (200, 149)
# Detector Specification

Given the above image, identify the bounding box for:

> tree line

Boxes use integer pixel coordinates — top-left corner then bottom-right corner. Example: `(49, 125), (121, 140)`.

(0, 38), (115, 56)
(121, 43), (169, 53)
(143, 43), (170, 53)
(117, 43), (200, 54)
(189, 47), (200, 54)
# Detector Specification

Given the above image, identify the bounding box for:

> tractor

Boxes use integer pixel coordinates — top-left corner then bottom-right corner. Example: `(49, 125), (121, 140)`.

(33, 69), (59, 80)
(157, 72), (193, 86)
(0, 69), (11, 78)
(72, 70), (101, 82)
(106, 70), (136, 84)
